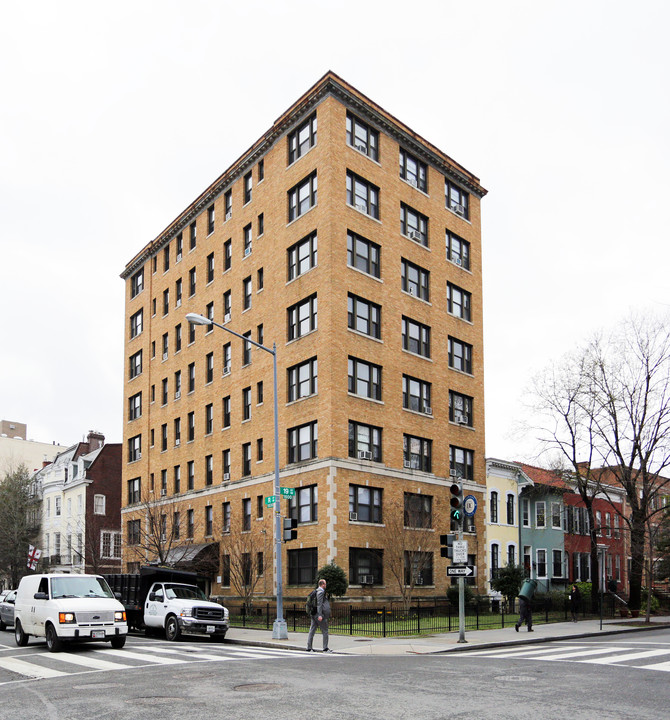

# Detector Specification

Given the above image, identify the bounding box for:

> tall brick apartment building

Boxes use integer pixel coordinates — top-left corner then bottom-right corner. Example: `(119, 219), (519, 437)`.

(120, 72), (488, 602)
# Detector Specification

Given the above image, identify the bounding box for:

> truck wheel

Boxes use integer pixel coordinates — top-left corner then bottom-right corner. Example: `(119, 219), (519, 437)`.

(0, 618), (6, 631)
(214, 633), (227, 642)
(45, 623), (63, 653)
(165, 616), (181, 641)
(14, 620), (28, 647)
(110, 635), (127, 649)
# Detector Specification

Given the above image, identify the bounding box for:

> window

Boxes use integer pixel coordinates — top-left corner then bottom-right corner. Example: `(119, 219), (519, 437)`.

(257, 438), (263, 462)
(506, 495), (515, 525)
(447, 282), (472, 321)
(189, 221), (197, 250)
(206, 352), (214, 383)
(173, 512), (180, 540)
(258, 159), (264, 182)
(404, 551), (433, 587)
(258, 213), (264, 236)
(188, 411), (195, 442)
(205, 301), (214, 332)
(128, 435), (141, 462)
(348, 294), (381, 339)
(448, 337), (473, 374)
(174, 417), (181, 446)
(174, 370), (181, 399)
(348, 357), (382, 400)
(222, 343), (231, 375)
(256, 380), (263, 404)
(187, 509), (194, 538)
(188, 322), (195, 345)
(127, 519), (141, 546)
(221, 555), (230, 586)
(348, 420), (382, 462)
(243, 276), (252, 310)
(129, 350), (142, 379)
(175, 233), (182, 262)
(94, 494), (106, 515)
(347, 170), (379, 219)
(402, 316), (430, 357)
(224, 190), (232, 220)
(288, 231), (318, 280)
(128, 477), (141, 505)
(536, 501), (546, 528)
(605, 512), (611, 537)
(223, 290), (231, 320)
(346, 112), (379, 161)
(206, 252), (214, 284)
(614, 514), (620, 538)
(224, 239), (232, 271)
(242, 331), (252, 365)
(130, 309), (143, 339)
(161, 378), (168, 406)
(100, 531), (121, 560)
(128, 392), (142, 421)
(187, 460), (195, 490)
(205, 454), (213, 486)
(189, 267), (196, 296)
(402, 375), (431, 414)
(287, 294), (317, 340)
(257, 324), (263, 346)
(288, 421), (318, 463)
(289, 484), (318, 523)
(449, 390), (473, 426)
(349, 547), (383, 585)
(173, 464), (181, 493)
(288, 112), (317, 164)
(130, 268), (144, 298)
(446, 178), (470, 219)
(162, 333), (169, 359)
(163, 246), (170, 272)
(239, 499), (251, 533)
(401, 259), (429, 301)
(175, 323), (182, 353)
(288, 172), (317, 221)
(152, 297), (157, 316)
(399, 148), (427, 192)
(222, 502), (231, 533)
(161, 423), (168, 451)
(175, 281), (183, 311)
(522, 499), (530, 527)
(552, 549), (564, 578)
(242, 387), (251, 421)
(288, 548), (318, 585)
(242, 443), (251, 477)
(287, 357), (318, 402)
(446, 230), (470, 270)
(490, 492), (499, 523)
(349, 484), (382, 524)
(188, 362), (195, 393)
(450, 446), (474, 481)
(207, 205), (215, 235)
(243, 223), (252, 255)
(403, 435), (432, 473)
(222, 449), (230, 480)
(400, 203), (428, 246)
(347, 231), (380, 278)
(552, 502), (562, 529)
(205, 403), (213, 435)
(257, 267), (264, 290)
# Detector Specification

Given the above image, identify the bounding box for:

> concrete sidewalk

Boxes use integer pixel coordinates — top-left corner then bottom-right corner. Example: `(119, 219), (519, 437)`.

(225, 616), (670, 656)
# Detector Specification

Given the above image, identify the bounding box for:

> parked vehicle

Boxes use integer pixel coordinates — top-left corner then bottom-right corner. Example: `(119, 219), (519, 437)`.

(0, 589), (16, 630)
(104, 566), (228, 641)
(13, 573), (128, 652)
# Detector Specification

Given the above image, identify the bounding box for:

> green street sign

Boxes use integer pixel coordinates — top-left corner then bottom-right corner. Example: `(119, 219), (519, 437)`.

(264, 495), (277, 507)
(280, 487), (295, 498)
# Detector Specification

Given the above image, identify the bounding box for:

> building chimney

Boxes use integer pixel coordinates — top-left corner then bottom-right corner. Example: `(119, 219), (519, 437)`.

(86, 430), (105, 452)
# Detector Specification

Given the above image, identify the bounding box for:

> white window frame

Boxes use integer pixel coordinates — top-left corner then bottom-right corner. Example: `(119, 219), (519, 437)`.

(94, 494), (106, 516)
(535, 501), (546, 528)
(536, 548), (547, 578)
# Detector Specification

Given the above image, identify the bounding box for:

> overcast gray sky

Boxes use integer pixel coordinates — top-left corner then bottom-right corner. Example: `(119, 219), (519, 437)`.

(1, 0), (668, 463)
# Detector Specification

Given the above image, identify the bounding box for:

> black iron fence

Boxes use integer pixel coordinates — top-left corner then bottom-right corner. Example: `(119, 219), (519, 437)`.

(225, 595), (617, 637)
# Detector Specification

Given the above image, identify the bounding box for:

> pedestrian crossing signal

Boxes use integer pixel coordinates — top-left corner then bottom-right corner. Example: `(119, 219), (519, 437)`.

(440, 533), (456, 558)
(283, 517), (298, 541)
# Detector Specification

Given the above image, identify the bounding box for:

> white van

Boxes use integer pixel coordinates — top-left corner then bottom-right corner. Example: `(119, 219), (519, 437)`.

(14, 573), (128, 652)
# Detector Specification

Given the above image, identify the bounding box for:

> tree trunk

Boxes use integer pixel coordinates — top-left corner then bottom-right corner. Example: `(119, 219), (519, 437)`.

(628, 513), (646, 611)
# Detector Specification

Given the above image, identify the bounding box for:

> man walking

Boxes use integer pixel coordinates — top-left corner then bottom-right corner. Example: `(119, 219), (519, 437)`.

(307, 578), (332, 653)
(515, 595), (533, 632)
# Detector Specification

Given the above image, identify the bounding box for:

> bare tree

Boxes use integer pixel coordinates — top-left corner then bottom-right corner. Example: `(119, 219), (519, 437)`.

(0, 465), (41, 588)
(220, 530), (270, 610)
(379, 494), (437, 613)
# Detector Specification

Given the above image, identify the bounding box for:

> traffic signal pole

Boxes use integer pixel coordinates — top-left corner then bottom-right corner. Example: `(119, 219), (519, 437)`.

(457, 508), (466, 644)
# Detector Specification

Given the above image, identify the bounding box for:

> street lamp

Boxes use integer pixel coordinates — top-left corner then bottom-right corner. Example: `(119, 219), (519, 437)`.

(597, 543), (608, 631)
(186, 312), (287, 639)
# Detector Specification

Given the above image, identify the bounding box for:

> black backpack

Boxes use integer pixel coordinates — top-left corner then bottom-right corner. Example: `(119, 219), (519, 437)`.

(305, 588), (318, 616)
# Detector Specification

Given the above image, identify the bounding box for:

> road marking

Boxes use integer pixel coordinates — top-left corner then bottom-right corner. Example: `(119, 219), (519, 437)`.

(92, 648), (183, 664)
(463, 645), (584, 658)
(51, 652), (133, 671)
(0, 656), (67, 679)
(137, 646), (229, 662)
(583, 649), (670, 665)
(634, 660), (670, 672)
(536, 647), (628, 661)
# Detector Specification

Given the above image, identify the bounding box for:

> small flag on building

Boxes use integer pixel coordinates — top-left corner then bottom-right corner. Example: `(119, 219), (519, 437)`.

(27, 545), (42, 570)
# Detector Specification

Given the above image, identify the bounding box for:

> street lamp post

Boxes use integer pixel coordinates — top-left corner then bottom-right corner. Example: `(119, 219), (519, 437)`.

(186, 313), (287, 639)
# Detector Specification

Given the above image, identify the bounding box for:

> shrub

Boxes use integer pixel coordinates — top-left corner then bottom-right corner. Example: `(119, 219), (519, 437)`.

(316, 562), (348, 597)
(446, 584), (474, 606)
(641, 587), (661, 614)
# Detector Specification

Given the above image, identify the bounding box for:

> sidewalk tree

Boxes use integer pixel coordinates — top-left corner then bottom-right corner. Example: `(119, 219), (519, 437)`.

(220, 530), (269, 611)
(490, 564), (526, 606)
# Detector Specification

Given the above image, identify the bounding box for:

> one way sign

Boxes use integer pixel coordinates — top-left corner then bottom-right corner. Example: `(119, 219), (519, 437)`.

(447, 565), (476, 577)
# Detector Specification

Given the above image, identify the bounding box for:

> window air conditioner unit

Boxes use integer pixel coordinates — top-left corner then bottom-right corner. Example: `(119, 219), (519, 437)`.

(415, 576), (424, 585)
(358, 450), (372, 460)
(349, 511), (358, 521)
(356, 143), (367, 153)
(424, 406), (432, 415)
(360, 574), (374, 585)
(408, 230), (421, 241)
(162, 352), (168, 361)
(223, 365), (231, 376)
(225, 211), (232, 221)
(403, 460), (412, 469)
(136, 453), (141, 461)
(408, 286), (416, 296)
(160, 489), (166, 496)
(224, 313), (231, 323)
(408, 178), (418, 188)
(356, 203), (367, 213)
(223, 473), (230, 481)
(451, 202), (465, 215)
(176, 299), (182, 307)
(244, 245), (252, 256)
(455, 412), (468, 424)
(175, 438), (180, 446)
(453, 256), (462, 266)
(175, 391), (181, 400)
(449, 469), (457, 477)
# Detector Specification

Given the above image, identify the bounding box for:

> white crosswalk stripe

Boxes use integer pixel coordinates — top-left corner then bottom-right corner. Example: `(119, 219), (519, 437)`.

(455, 643), (670, 673)
(0, 642), (313, 685)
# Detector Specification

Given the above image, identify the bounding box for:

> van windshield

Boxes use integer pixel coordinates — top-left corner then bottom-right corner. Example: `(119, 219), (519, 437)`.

(164, 584), (207, 601)
(51, 576), (114, 599)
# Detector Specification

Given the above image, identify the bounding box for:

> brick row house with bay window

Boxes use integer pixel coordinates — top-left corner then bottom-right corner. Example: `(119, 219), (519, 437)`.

(120, 72), (488, 601)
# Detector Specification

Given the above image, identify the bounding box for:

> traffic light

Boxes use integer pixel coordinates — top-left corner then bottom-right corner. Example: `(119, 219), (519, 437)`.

(283, 517), (298, 542)
(440, 533), (456, 559)
(450, 482), (463, 524)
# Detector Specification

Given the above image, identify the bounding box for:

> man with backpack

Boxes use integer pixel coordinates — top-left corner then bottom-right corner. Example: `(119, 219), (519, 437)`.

(306, 578), (332, 653)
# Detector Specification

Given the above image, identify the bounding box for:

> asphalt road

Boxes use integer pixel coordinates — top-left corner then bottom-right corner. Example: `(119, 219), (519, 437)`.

(1, 629), (669, 719)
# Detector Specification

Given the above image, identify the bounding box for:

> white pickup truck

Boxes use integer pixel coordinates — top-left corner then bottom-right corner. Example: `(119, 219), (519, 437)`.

(143, 581), (229, 641)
